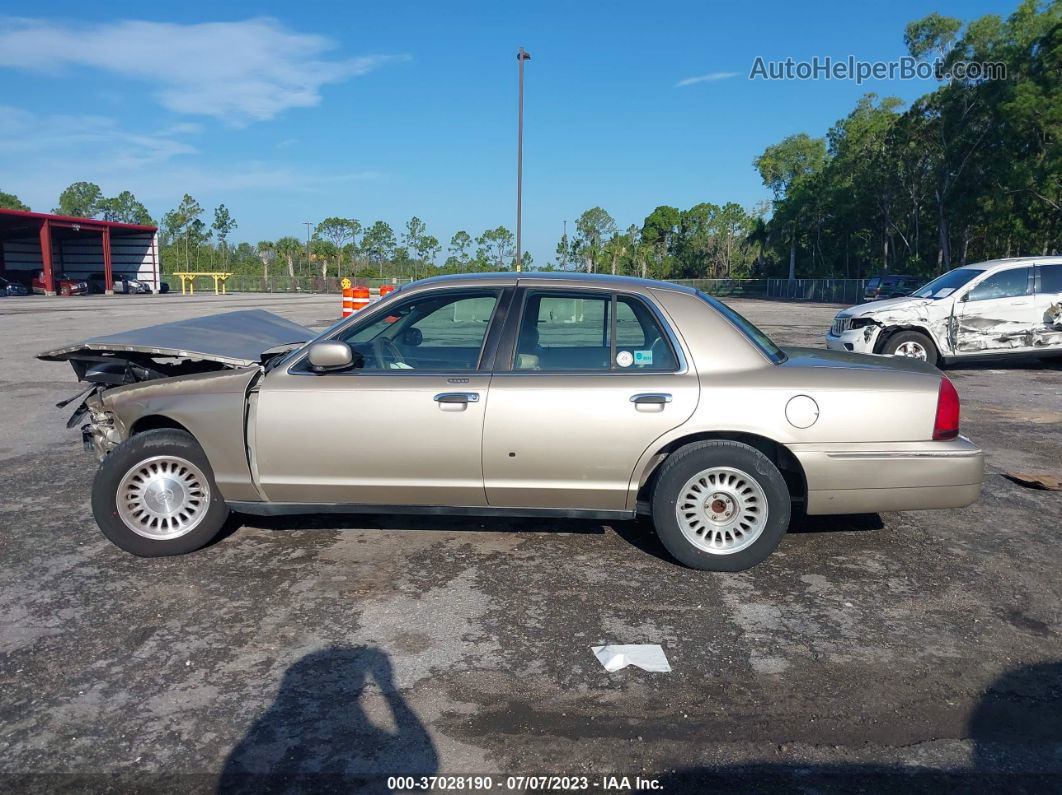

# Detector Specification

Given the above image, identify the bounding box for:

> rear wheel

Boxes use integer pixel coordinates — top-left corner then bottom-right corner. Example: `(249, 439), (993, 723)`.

(650, 441), (790, 571)
(91, 429), (229, 557)
(882, 329), (939, 366)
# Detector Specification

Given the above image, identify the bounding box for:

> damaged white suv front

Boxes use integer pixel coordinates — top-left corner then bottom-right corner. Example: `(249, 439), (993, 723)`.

(826, 257), (1062, 366)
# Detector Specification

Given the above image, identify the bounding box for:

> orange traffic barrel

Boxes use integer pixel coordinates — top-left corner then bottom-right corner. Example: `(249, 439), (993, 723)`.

(341, 287), (354, 317)
(351, 286), (370, 312)
(379, 285), (395, 298)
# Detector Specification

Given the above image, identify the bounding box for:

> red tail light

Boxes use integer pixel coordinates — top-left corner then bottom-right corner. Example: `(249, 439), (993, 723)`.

(933, 377), (960, 440)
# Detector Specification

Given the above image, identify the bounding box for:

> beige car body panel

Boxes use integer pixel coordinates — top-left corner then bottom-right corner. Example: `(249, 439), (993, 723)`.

(87, 272), (983, 518)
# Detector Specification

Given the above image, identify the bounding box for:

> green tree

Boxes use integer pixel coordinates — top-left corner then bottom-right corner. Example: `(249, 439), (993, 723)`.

(449, 230), (473, 263)
(476, 226), (515, 270)
(574, 208), (616, 272)
(362, 221), (396, 277)
(211, 204), (237, 266)
(0, 190), (29, 211)
(315, 217), (357, 274)
(754, 133), (826, 279)
(54, 181), (103, 218)
(99, 191), (153, 225)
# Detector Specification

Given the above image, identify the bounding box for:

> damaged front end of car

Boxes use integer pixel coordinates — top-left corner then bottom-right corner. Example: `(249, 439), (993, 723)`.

(38, 309), (313, 460)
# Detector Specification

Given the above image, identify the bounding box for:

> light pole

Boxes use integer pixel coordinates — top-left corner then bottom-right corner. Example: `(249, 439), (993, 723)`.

(515, 47), (531, 273)
(303, 221), (313, 284)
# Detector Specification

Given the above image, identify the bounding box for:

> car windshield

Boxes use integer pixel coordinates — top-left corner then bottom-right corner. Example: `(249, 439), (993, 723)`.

(911, 268), (981, 299)
(697, 291), (786, 364)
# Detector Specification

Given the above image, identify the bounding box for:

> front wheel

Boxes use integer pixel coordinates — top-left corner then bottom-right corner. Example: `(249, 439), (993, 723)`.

(650, 440), (791, 571)
(881, 329), (939, 366)
(91, 429), (229, 557)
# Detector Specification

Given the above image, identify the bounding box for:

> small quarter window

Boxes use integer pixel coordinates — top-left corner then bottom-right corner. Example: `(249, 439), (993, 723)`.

(1039, 264), (1062, 295)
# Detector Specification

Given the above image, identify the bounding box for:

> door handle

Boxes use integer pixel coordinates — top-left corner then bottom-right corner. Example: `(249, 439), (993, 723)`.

(434, 392), (480, 404)
(630, 393), (672, 405)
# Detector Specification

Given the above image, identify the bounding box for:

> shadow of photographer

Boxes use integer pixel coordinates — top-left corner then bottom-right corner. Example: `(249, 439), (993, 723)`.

(218, 644), (437, 793)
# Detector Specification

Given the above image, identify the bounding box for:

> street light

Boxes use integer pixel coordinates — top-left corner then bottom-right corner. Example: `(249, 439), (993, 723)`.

(516, 47), (531, 273)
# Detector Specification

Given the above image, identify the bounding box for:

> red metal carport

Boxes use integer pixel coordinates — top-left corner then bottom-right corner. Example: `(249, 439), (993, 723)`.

(0, 209), (158, 295)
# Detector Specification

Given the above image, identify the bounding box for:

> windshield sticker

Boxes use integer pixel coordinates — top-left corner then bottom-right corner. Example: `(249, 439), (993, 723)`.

(634, 350), (653, 365)
(616, 350), (634, 368)
(934, 288), (956, 297)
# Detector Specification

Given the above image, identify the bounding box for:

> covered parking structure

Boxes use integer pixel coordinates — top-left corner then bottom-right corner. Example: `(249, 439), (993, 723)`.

(0, 209), (158, 295)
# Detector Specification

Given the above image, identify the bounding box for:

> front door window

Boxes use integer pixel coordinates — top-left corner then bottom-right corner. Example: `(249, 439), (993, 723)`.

(338, 291), (498, 371)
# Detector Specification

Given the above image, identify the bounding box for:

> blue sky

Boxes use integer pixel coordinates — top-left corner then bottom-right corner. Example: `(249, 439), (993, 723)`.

(0, 0), (1012, 262)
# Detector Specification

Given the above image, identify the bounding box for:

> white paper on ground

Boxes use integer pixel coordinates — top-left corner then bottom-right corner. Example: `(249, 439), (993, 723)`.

(591, 644), (671, 673)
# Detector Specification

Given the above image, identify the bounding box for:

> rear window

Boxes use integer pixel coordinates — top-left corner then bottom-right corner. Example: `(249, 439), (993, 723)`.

(697, 292), (786, 364)
(866, 277), (881, 289)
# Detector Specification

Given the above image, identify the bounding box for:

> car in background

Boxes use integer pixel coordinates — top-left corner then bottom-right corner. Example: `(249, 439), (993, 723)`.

(0, 275), (29, 296)
(827, 257), (1062, 366)
(41, 272), (984, 572)
(87, 273), (152, 294)
(863, 274), (923, 301)
(31, 271), (88, 296)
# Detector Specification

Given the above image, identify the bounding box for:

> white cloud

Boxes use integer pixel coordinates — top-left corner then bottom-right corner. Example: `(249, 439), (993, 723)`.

(0, 17), (409, 124)
(0, 105), (383, 211)
(676, 71), (740, 87)
(0, 105), (199, 170)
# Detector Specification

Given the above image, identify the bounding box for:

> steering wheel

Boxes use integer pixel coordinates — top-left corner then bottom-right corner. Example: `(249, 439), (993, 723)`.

(372, 336), (406, 369)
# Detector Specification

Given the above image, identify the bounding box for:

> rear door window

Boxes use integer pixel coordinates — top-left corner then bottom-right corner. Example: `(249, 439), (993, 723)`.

(966, 268), (1033, 301)
(514, 291), (678, 372)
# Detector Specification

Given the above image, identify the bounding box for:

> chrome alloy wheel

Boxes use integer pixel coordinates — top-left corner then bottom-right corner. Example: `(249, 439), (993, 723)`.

(116, 455), (210, 540)
(893, 340), (928, 360)
(675, 466), (768, 555)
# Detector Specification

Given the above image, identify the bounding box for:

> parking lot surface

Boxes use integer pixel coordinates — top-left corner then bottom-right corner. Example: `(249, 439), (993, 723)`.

(1, 292), (1059, 790)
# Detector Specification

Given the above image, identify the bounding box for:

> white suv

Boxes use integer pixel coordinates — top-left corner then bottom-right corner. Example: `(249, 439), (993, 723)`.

(826, 257), (1062, 366)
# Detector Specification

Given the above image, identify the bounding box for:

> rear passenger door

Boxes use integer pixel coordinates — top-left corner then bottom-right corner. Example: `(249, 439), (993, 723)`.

(1034, 263), (1062, 351)
(481, 286), (699, 511)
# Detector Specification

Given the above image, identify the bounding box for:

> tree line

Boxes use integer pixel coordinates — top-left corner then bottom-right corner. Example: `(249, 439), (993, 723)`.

(752, 1), (1060, 279)
(2, 1), (1055, 284)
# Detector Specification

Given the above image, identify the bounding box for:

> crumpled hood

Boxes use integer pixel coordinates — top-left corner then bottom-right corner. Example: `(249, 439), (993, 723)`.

(837, 296), (938, 319)
(37, 309), (313, 367)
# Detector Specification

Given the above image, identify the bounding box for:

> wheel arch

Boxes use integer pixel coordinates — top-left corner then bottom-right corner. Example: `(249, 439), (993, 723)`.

(129, 414), (194, 438)
(635, 430), (807, 507)
(872, 323), (939, 355)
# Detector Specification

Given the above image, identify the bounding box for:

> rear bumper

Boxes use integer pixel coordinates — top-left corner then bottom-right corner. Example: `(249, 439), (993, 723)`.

(790, 436), (984, 515)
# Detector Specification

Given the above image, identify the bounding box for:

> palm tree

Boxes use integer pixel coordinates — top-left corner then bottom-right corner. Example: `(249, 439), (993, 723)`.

(255, 241), (275, 291)
(274, 236), (303, 291)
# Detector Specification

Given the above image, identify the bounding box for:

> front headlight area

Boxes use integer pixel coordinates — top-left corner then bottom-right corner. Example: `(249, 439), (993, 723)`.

(83, 407), (124, 459)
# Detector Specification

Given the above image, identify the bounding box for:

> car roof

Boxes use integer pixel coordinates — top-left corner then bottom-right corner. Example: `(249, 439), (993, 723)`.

(404, 270), (698, 294)
(961, 256), (1062, 272)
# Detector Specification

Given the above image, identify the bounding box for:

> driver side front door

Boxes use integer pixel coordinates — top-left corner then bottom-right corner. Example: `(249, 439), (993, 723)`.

(252, 287), (508, 506)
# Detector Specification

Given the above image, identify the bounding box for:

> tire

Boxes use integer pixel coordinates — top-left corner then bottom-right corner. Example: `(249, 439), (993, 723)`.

(91, 429), (229, 557)
(882, 329), (939, 366)
(650, 440), (791, 572)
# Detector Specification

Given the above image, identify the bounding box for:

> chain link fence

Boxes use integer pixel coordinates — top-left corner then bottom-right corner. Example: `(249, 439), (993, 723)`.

(161, 274), (412, 293)
(671, 278), (870, 303)
(765, 278), (870, 303)
(668, 278), (768, 297)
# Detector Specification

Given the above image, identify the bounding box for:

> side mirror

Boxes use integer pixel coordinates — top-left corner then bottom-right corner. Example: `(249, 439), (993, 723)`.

(307, 341), (355, 373)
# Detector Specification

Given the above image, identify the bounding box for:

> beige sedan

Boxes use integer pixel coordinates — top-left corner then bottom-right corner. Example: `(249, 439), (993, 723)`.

(42, 272), (984, 571)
